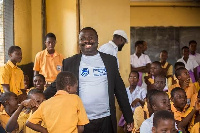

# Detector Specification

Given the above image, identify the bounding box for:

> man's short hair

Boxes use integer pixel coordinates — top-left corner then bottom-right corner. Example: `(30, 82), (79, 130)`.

(129, 71), (139, 79)
(149, 90), (166, 108)
(189, 40), (197, 46)
(152, 61), (162, 69)
(28, 89), (44, 99)
(34, 74), (45, 82)
(0, 92), (17, 107)
(174, 62), (185, 69)
(171, 87), (185, 98)
(153, 110), (174, 127)
(182, 46), (189, 51)
(80, 27), (98, 40)
(45, 33), (56, 40)
(135, 41), (144, 48)
(8, 46), (21, 55)
(175, 67), (187, 78)
(56, 71), (77, 90)
(160, 50), (168, 54)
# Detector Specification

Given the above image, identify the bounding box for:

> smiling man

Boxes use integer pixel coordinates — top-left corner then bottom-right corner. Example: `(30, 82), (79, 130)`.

(44, 27), (133, 133)
(33, 33), (64, 85)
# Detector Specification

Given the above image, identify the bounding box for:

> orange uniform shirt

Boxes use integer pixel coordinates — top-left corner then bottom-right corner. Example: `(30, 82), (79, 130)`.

(28, 90), (89, 133)
(33, 49), (64, 82)
(0, 60), (24, 95)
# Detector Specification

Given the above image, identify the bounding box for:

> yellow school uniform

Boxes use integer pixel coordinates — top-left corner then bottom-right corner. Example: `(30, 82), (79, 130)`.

(190, 93), (198, 108)
(171, 104), (193, 121)
(190, 122), (200, 133)
(161, 62), (173, 88)
(28, 90), (89, 133)
(132, 102), (149, 133)
(33, 49), (64, 83)
(17, 110), (45, 133)
(0, 60), (24, 95)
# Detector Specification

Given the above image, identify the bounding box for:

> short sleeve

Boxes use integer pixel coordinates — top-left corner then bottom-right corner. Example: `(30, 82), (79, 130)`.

(140, 88), (147, 100)
(0, 66), (10, 84)
(145, 55), (151, 64)
(17, 112), (29, 132)
(20, 73), (25, 89)
(167, 65), (173, 76)
(33, 53), (41, 71)
(28, 103), (44, 124)
(77, 96), (89, 125)
(140, 120), (151, 133)
(133, 106), (145, 131)
(192, 60), (199, 69)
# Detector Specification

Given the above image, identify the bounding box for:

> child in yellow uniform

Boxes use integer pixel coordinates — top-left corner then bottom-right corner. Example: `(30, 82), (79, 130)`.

(0, 46), (24, 96)
(0, 92), (18, 132)
(170, 87), (200, 131)
(5, 89), (45, 133)
(152, 110), (176, 133)
(26, 71), (89, 133)
(169, 67), (197, 104)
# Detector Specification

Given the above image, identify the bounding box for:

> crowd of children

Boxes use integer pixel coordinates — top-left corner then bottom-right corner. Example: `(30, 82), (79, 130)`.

(0, 31), (199, 133)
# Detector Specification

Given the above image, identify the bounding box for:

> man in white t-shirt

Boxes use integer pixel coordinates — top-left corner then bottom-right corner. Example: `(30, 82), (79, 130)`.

(98, 30), (128, 67)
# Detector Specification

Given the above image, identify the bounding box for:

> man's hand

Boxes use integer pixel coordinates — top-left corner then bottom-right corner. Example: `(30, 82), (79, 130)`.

(126, 123), (133, 132)
(21, 99), (39, 109)
(131, 98), (139, 107)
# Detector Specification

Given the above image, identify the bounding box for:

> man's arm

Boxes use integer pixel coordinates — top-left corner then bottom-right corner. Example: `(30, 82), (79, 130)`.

(26, 121), (48, 133)
(1, 84), (10, 92)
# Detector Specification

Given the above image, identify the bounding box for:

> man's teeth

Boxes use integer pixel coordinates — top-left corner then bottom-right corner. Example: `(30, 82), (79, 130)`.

(85, 44), (92, 48)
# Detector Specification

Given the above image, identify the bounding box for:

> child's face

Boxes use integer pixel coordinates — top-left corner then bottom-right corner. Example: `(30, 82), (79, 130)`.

(150, 63), (161, 76)
(152, 119), (176, 133)
(178, 69), (190, 81)
(128, 72), (139, 86)
(69, 83), (78, 94)
(33, 76), (45, 90)
(9, 49), (22, 63)
(135, 44), (143, 54)
(29, 93), (45, 106)
(24, 75), (30, 89)
(182, 48), (189, 58)
(154, 77), (166, 91)
(45, 37), (56, 52)
(189, 43), (197, 53)
(153, 94), (171, 112)
(8, 95), (18, 111)
(159, 52), (168, 62)
(172, 90), (187, 110)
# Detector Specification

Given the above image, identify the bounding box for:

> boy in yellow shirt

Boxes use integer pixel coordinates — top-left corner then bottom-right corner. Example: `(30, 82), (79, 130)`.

(33, 33), (64, 85)
(26, 71), (89, 133)
(0, 92), (18, 131)
(0, 46), (24, 96)
(5, 89), (45, 133)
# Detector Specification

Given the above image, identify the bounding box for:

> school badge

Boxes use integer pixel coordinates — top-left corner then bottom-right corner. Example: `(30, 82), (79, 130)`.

(81, 68), (89, 77)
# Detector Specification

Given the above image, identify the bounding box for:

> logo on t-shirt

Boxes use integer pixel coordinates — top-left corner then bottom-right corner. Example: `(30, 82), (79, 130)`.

(81, 68), (89, 77)
(93, 68), (107, 76)
(57, 65), (62, 71)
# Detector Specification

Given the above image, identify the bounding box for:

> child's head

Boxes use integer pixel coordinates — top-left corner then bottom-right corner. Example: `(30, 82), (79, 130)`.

(150, 61), (162, 76)
(56, 71), (78, 94)
(171, 87), (187, 111)
(181, 46), (189, 58)
(152, 110), (176, 133)
(28, 89), (45, 106)
(189, 40), (197, 53)
(149, 90), (171, 113)
(135, 41), (144, 54)
(8, 46), (22, 64)
(153, 75), (166, 91)
(175, 67), (190, 81)
(174, 62), (185, 70)
(45, 33), (56, 52)
(159, 50), (168, 62)
(24, 74), (30, 89)
(128, 71), (139, 87)
(0, 92), (18, 112)
(33, 74), (46, 91)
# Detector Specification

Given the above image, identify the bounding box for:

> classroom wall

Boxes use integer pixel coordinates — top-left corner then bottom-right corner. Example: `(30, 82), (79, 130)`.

(14, 0), (32, 64)
(80, 0), (130, 86)
(46, 0), (78, 59)
(130, 2), (200, 27)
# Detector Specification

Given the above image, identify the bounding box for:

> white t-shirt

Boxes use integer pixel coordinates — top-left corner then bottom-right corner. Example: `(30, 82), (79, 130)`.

(79, 53), (110, 120)
(99, 41), (119, 67)
(189, 53), (200, 65)
(140, 113), (154, 133)
(126, 86), (147, 112)
(130, 53), (151, 68)
(177, 57), (198, 72)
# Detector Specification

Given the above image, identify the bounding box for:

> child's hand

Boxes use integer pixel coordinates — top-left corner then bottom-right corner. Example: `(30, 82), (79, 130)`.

(131, 98), (139, 107)
(21, 99), (39, 109)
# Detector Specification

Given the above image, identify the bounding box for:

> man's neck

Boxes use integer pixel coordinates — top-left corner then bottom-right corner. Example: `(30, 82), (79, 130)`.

(136, 53), (141, 58)
(160, 60), (166, 66)
(10, 60), (17, 66)
(47, 49), (55, 54)
(129, 85), (137, 93)
(190, 51), (196, 55)
(183, 57), (188, 62)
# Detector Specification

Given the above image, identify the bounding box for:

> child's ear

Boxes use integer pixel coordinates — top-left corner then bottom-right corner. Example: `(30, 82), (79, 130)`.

(177, 75), (181, 80)
(66, 85), (71, 93)
(152, 104), (157, 111)
(152, 126), (156, 133)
